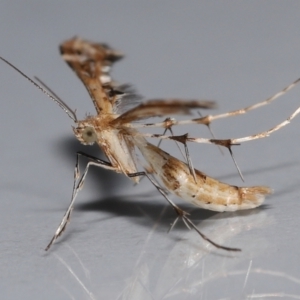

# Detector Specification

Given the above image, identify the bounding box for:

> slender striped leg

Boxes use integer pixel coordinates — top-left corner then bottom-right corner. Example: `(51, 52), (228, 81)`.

(131, 78), (300, 130)
(45, 151), (240, 252)
(129, 172), (241, 252)
(157, 120), (197, 182)
(45, 152), (118, 251)
(135, 79), (300, 181)
(140, 104), (300, 161)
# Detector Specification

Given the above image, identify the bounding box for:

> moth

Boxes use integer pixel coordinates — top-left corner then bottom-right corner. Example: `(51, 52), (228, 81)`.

(1, 37), (299, 252)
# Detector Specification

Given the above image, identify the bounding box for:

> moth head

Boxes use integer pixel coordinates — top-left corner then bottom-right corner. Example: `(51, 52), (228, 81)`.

(73, 122), (98, 145)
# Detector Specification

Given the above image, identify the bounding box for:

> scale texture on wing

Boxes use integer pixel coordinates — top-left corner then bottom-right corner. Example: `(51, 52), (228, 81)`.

(112, 99), (216, 125)
(60, 37), (123, 113)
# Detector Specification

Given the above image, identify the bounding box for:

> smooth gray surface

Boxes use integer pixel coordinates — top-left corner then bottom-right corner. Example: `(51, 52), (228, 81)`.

(1, 1), (300, 299)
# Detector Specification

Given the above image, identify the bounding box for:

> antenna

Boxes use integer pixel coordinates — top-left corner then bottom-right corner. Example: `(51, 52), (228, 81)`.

(0, 56), (77, 122)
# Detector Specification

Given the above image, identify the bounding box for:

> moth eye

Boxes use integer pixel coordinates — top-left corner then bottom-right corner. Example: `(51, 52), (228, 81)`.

(82, 127), (97, 144)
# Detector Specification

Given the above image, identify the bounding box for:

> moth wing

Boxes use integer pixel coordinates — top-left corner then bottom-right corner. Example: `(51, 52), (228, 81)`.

(96, 129), (140, 183)
(60, 37), (123, 114)
(111, 99), (216, 125)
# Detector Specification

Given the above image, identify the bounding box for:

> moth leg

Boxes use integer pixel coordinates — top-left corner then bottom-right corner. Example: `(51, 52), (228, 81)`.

(130, 172), (241, 252)
(175, 105), (300, 146)
(129, 171), (185, 217)
(45, 152), (117, 251)
(155, 119), (197, 182)
(141, 131), (245, 182)
(131, 78), (300, 130)
(141, 101), (300, 180)
(157, 118), (187, 162)
(132, 79), (300, 181)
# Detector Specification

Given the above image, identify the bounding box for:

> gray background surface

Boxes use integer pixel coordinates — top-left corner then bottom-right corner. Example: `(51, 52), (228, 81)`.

(1, 1), (300, 299)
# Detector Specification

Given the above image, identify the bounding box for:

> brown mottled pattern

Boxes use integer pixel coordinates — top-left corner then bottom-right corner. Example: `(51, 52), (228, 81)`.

(112, 99), (216, 125)
(155, 151), (271, 208)
(189, 176), (241, 206)
(60, 37), (121, 114)
(240, 186), (272, 201)
(161, 156), (190, 192)
(161, 165), (181, 191)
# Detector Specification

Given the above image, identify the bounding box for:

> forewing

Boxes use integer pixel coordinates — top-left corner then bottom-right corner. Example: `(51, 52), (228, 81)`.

(60, 37), (123, 114)
(96, 128), (140, 183)
(111, 99), (216, 125)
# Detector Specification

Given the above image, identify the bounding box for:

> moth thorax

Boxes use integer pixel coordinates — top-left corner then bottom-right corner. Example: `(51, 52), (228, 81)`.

(73, 124), (98, 145)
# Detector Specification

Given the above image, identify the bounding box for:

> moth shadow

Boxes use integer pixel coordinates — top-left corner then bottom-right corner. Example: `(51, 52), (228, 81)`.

(75, 193), (268, 233)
